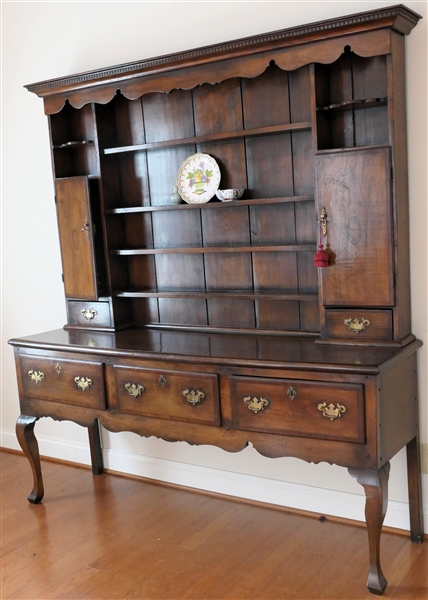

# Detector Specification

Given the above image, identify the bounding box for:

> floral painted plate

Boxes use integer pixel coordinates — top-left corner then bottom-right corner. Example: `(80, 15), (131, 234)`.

(177, 153), (221, 204)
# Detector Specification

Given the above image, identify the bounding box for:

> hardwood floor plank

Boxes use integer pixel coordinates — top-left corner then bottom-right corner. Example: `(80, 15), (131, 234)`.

(1, 451), (426, 599)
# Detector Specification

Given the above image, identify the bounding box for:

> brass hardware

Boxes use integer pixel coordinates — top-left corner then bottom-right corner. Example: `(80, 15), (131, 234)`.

(320, 207), (327, 237)
(159, 375), (167, 388)
(124, 382), (145, 399)
(81, 308), (97, 321)
(287, 387), (298, 401)
(55, 363), (61, 375)
(81, 221), (90, 239)
(317, 402), (347, 421)
(182, 388), (205, 405)
(28, 370), (44, 384)
(74, 376), (93, 391)
(244, 396), (269, 414)
(344, 317), (371, 334)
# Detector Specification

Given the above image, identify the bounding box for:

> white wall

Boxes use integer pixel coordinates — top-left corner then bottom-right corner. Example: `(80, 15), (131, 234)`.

(2, 0), (427, 530)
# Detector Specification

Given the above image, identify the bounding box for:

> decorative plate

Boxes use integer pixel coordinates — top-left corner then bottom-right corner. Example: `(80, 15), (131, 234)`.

(177, 153), (221, 204)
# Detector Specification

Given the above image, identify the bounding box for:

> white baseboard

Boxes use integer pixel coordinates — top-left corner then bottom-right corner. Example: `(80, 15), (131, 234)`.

(2, 429), (427, 532)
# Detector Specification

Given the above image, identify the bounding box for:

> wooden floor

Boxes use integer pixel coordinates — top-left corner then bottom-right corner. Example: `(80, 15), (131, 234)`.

(1, 451), (426, 600)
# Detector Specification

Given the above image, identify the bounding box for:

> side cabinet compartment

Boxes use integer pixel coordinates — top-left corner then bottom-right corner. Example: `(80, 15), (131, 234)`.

(55, 176), (99, 300)
(316, 146), (394, 309)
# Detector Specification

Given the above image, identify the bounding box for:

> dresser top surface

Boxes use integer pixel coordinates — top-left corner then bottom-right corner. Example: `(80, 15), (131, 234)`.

(9, 328), (421, 375)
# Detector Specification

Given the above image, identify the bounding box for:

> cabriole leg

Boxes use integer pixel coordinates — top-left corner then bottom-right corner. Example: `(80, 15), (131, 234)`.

(349, 463), (390, 596)
(88, 419), (104, 475)
(406, 436), (424, 543)
(16, 415), (44, 504)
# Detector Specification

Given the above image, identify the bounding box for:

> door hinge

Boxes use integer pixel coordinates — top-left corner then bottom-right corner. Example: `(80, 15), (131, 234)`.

(61, 274), (64, 283)
(54, 195), (57, 204)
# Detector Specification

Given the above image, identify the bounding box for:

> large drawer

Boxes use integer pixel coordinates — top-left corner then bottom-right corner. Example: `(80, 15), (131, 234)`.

(19, 354), (105, 409)
(230, 376), (365, 443)
(111, 365), (220, 427)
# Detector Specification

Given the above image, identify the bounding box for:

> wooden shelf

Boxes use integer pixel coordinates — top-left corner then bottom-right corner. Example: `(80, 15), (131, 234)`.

(115, 290), (318, 301)
(105, 195), (315, 215)
(111, 244), (316, 256)
(103, 122), (311, 155)
(53, 140), (94, 149)
(317, 97), (387, 112)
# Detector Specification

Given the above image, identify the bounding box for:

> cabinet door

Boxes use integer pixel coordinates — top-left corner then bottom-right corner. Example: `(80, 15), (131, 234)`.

(316, 147), (394, 307)
(55, 176), (97, 300)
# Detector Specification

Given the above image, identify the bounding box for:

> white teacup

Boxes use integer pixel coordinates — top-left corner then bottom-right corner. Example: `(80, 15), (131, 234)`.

(215, 189), (245, 201)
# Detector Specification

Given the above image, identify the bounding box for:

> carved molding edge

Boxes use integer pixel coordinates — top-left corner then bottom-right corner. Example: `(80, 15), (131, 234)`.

(27, 4), (420, 99)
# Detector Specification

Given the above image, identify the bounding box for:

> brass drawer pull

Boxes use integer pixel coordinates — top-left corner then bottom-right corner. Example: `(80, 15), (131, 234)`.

(74, 376), (93, 391)
(317, 402), (347, 421)
(244, 396), (269, 414)
(81, 308), (97, 321)
(287, 387), (298, 401)
(344, 317), (371, 334)
(28, 370), (44, 384)
(159, 375), (167, 388)
(125, 382), (145, 399)
(182, 388), (205, 405)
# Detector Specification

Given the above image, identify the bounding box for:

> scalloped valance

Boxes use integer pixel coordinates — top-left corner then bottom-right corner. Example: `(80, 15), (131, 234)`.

(25, 4), (421, 114)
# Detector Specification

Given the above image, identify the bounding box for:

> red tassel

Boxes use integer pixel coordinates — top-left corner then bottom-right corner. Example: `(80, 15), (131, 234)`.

(314, 244), (329, 268)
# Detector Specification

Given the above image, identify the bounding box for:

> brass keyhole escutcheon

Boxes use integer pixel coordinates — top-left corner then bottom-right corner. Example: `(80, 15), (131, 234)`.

(55, 363), (61, 375)
(320, 207), (327, 237)
(159, 375), (167, 388)
(81, 221), (90, 240)
(124, 382), (145, 399)
(287, 387), (298, 401)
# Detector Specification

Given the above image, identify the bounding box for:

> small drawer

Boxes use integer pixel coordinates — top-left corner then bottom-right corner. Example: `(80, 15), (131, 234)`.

(20, 355), (105, 409)
(323, 309), (393, 341)
(112, 365), (220, 427)
(230, 376), (365, 443)
(67, 301), (112, 327)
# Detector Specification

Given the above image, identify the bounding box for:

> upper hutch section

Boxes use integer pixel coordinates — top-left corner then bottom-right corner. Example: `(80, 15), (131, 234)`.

(25, 5), (421, 343)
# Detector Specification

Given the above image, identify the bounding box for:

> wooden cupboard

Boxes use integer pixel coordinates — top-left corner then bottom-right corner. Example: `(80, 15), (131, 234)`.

(10, 5), (424, 595)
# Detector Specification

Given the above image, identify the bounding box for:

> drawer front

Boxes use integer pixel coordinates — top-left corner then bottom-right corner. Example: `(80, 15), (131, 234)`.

(20, 355), (105, 409)
(67, 301), (112, 327)
(323, 309), (393, 341)
(112, 366), (220, 427)
(230, 376), (365, 443)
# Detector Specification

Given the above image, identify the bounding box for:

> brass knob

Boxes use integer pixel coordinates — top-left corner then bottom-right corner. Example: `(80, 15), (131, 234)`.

(243, 396), (269, 414)
(317, 402), (347, 421)
(74, 376), (93, 391)
(124, 382), (145, 399)
(182, 389), (205, 405)
(28, 370), (44, 384)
